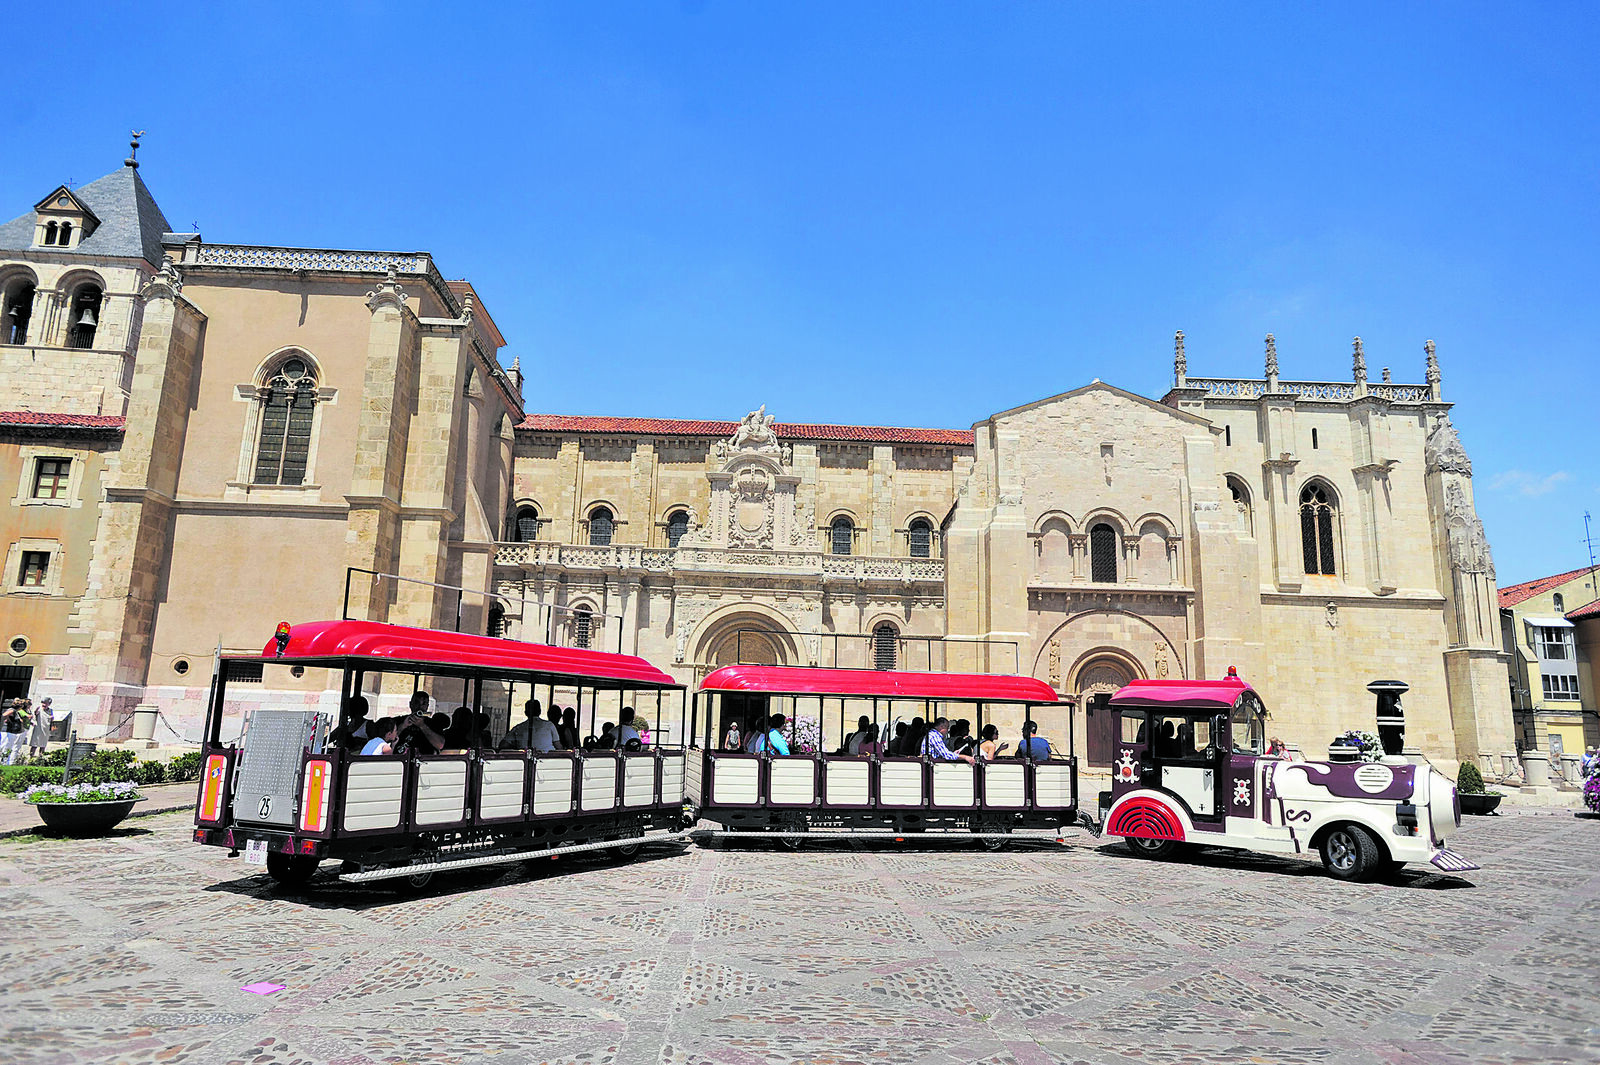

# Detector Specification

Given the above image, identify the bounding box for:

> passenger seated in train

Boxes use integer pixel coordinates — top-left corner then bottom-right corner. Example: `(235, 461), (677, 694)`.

(902, 717), (928, 757)
(856, 723), (884, 756)
(921, 718), (975, 764)
(1016, 720), (1051, 761)
(546, 705), (567, 749)
(475, 711), (492, 747)
(748, 713), (791, 755)
(359, 717), (400, 756)
(887, 721), (909, 756)
(501, 699), (559, 752)
(443, 705), (474, 749)
(596, 722), (617, 749)
(328, 695), (371, 752)
(977, 724), (1009, 761)
(635, 714), (652, 746)
(948, 719), (975, 755)
(559, 707), (580, 750)
(843, 715), (871, 754)
(1155, 719), (1180, 759)
(395, 710), (447, 757)
(617, 707), (642, 748)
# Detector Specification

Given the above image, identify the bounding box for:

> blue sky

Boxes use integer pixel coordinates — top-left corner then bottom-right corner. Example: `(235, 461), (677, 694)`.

(6, 4), (1596, 584)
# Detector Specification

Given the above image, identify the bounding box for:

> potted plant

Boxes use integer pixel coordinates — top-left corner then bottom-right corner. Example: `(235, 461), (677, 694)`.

(1329, 730), (1384, 764)
(1583, 774), (1600, 817)
(21, 781), (144, 835)
(1456, 761), (1502, 815)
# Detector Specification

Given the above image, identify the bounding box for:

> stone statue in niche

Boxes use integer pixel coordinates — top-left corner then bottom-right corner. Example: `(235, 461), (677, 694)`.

(1047, 639), (1061, 689)
(1153, 642), (1169, 678)
(730, 405), (780, 454)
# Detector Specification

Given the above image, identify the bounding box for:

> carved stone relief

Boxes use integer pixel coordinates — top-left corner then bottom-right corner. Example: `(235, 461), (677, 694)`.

(1445, 482), (1495, 576)
(1425, 414), (1473, 477)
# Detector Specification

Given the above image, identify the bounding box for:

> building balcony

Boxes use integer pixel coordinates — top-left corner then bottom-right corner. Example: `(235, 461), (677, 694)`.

(493, 540), (945, 585)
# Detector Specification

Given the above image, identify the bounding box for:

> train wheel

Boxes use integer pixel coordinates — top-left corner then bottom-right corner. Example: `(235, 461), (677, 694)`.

(389, 859), (436, 894)
(774, 815), (806, 850)
(613, 835), (643, 859)
(972, 820), (1011, 851)
(1319, 824), (1381, 882)
(265, 852), (319, 888)
(1125, 835), (1179, 860)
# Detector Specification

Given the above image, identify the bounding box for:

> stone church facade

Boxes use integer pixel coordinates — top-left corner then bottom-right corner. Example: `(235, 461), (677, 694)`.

(0, 155), (1514, 767)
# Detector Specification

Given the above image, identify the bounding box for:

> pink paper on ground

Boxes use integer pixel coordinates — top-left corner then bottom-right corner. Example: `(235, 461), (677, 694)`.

(241, 982), (287, 994)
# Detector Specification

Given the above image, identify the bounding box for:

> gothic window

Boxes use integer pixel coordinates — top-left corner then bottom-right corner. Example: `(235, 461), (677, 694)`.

(1226, 475), (1252, 535)
(66, 284), (102, 349)
(873, 623), (899, 671)
(908, 518), (932, 558)
(512, 506), (539, 542)
(666, 509), (689, 548)
(572, 606), (593, 649)
(1299, 482), (1337, 576)
(487, 605), (505, 639)
(2, 280), (34, 344)
(588, 507), (614, 546)
(252, 356), (318, 486)
(1090, 523), (1118, 583)
(831, 516), (854, 555)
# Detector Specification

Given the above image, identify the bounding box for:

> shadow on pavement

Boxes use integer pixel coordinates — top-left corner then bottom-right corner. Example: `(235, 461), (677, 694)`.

(1091, 840), (1476, 889)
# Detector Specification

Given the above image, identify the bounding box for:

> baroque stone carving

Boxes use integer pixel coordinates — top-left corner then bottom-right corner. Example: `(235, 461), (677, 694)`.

(1445, 482), (1495, 577)
(365, 267), (409, 314)
(140, 259), (183, 301)
(729, 405), (780, 454)
(1425, 414), (1473, 476)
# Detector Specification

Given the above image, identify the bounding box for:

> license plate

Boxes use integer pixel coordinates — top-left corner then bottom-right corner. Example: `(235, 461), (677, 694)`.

(244, 839), (269, 866)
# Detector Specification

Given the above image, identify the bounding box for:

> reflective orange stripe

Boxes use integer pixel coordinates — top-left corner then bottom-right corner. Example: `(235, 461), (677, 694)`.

(199, 755), (227, 822)
(300, 760), (329, 833)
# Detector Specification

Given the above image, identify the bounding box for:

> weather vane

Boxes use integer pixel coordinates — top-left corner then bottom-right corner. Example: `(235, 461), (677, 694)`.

(125, 130), (145, 169)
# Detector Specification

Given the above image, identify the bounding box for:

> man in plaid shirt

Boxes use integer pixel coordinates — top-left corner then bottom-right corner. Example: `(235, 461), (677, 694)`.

(921, 718), (975, 764)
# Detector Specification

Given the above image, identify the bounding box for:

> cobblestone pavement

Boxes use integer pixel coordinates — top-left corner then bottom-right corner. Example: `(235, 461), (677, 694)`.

(2, 810), (1597, 1065)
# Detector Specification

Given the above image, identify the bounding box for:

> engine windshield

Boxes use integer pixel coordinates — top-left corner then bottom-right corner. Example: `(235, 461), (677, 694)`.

(1230, 697), (1265, 755)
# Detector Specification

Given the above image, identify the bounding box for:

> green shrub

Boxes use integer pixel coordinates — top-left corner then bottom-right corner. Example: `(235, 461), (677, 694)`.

(70, 748), (138, 786)
(132, 759), (167, 785)
(167, 751), (203, 782)
(1457, 761), (1485, 794)
(0, 765), (64, 794)
(32, 748), (69, 767)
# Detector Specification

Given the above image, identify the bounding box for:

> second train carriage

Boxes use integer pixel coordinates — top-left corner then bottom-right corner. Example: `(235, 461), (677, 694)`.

(192, 619), (692, 887)
(686, 664), (1081, 841)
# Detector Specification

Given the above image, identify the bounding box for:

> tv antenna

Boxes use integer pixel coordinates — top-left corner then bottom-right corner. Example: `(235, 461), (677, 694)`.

(1584, 511), (1598, 604)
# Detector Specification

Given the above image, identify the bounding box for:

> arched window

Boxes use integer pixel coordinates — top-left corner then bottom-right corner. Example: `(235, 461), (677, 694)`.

(1299, 483), (1337, 576)
(43, 222), (58, 246)
(873, 623), (898, 670)
(908, 518), (932, 558)
(1553, 592), (1565, 612)
(1090, 523), (1118, 583)
(512, 506), (539, 542)
(487, 605), (505, 639)
(666, 509), (689, 548)
(2, 280), (34, 345)
(1226, 475), (1253, 536)
(572, 606), (593, 649)
(588, 507), (613, 546)
(57, 222), (72, 247)
(831, 516), (854, 556)
(252, 356), (318, 485)
(66, 285), (102, 349)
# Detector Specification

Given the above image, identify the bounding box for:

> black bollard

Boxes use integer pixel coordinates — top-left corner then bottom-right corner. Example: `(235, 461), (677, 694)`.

(1367, 679), (1409, 756)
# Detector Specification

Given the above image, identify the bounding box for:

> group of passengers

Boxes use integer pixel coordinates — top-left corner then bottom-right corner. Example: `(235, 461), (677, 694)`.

(329, 693), (653, 756)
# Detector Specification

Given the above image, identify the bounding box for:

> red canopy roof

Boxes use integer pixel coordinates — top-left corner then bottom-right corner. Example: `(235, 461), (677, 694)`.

(250, 620), (679, 689)
(1108, 676), (1258, 710)
(700, 665), (1058, 702)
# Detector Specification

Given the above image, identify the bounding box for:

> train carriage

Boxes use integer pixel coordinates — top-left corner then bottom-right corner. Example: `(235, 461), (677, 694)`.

(192, 620), (692, 888)
(687, 664), (1081, 843)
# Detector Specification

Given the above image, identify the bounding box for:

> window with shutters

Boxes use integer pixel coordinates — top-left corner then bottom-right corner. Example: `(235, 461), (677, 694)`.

(831, 516), (854, 555)
(1299, 482), (1337, 576)
(588, 507), (614, 546)
(873, 623), (898, 670)
(666, 509), (690, 548)
(908, 518), (932, 558)
(252, 357), (319, 486)
(1090, 523), (1118, 583)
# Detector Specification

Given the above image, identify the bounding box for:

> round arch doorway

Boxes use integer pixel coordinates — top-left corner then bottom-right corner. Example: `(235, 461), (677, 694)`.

(1069, 652), (1140, 767)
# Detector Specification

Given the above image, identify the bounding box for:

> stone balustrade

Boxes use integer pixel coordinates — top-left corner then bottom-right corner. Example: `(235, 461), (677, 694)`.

(494, 541), (944, 583)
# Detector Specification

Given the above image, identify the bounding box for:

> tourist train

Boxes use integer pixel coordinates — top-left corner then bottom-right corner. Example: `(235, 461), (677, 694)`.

(192, 618), (1476, 889)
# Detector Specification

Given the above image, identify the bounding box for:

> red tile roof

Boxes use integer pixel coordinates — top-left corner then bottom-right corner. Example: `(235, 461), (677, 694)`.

(1498, 566), (1598, 609)
(0, 411), (125, 431)
(1566, 598), (1600, 621)
(516, 414), (974, 446)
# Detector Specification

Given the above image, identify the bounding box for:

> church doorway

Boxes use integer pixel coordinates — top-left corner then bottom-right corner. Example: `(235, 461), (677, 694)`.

(1071, 654), (1139, 767)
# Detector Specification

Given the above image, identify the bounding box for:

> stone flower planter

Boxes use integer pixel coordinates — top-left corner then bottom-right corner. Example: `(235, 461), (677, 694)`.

(1458, 792), (1502, 816)
(31, 798), (143, 835)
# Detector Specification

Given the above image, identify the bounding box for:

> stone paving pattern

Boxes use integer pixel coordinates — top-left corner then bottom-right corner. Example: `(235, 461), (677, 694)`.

(2, 810), (1597, 1065)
